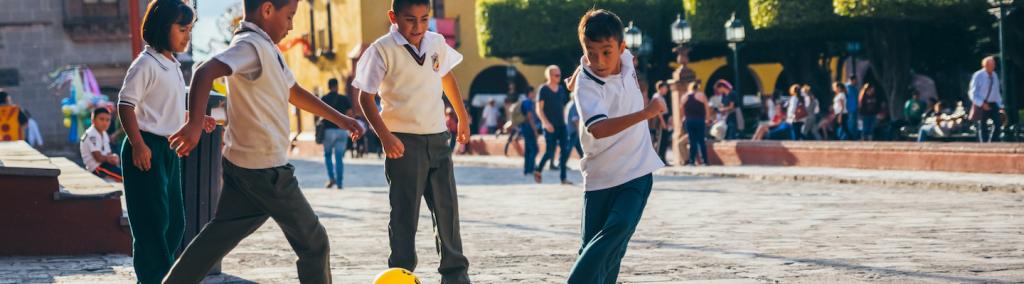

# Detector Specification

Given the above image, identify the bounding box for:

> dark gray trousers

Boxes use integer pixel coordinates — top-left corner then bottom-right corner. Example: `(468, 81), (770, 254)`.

(163, 160), (331, 284)
(386, 132), (470, 284)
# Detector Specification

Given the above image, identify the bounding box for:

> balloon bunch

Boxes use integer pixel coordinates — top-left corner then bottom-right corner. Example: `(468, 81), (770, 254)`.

(50, 66), (114, 142)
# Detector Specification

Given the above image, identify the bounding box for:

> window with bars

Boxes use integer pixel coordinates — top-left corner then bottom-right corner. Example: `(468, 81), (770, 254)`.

(63, 0), (131, 41)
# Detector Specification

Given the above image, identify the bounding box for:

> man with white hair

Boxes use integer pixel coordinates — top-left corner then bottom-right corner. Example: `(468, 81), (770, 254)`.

(534, 65), (572, 184)
(969, 56), (1005, 142)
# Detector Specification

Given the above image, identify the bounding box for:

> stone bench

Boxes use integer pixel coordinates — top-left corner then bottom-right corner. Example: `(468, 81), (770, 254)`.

(0, 141), (130, 256)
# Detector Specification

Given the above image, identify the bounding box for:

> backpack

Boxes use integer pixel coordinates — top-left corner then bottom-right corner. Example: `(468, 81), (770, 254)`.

(507, 101), (526, 127)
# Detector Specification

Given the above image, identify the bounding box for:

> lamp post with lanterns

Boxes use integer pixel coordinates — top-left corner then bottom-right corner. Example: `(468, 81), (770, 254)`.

(725, 12), (746, 96)
(671, 14), (692, 46)
(624, 21), (644, 52)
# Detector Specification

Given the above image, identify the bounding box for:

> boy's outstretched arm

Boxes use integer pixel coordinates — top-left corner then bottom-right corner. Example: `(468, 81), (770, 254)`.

(289, 85), (364, 140)
(170, 59), (232, 156)
(587, 100), (665, 139)
(441, 73), (471, 144)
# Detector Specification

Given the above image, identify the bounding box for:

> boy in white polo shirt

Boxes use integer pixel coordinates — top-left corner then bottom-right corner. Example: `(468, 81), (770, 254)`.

(80, 108), (121, 182)
(564, 9), (666, 284)
(351, 0), (472, 282)
(164, 0), (363, 282)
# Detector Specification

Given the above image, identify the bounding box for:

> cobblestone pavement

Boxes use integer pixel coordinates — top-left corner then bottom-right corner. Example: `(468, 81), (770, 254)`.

(2, 157), (1023, 283)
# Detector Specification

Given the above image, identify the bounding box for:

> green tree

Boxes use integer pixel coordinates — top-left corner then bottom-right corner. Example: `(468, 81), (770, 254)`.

(833, 0), (989, 120)
(476, 0), (683, 81)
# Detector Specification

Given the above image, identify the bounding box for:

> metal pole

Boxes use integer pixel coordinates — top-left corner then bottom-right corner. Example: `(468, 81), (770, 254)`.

(731, 43), (741, 96)
(998, 5), (1008, 112)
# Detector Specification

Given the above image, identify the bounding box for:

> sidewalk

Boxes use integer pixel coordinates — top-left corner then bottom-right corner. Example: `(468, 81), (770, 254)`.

(432, 155), (1024, 194)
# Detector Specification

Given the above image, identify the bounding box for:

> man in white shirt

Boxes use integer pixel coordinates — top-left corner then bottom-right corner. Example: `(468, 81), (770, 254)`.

(481, 99), (500, 135)
(969, 56), (1005, 142)
(80, 108), (121, 182)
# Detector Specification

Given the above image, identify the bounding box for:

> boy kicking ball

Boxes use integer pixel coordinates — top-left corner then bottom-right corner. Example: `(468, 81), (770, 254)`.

(164, 0), (362, 282)
(564, 9), (667, 284)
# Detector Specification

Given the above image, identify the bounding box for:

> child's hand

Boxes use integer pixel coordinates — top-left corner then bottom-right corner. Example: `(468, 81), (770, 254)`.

(645, 97), (667, 118)
(564, 67), (582, 92)
(382, 133), (405, 159)
(132, 143), (152, 171)
(340, 116), (364, 141)
(457, 121), (471, 144)
(169, 121), (203, 157)
(203, 116), (217, 133)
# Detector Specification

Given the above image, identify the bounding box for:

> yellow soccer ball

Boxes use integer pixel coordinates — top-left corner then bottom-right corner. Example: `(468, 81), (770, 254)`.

(373, 268), (420, 284)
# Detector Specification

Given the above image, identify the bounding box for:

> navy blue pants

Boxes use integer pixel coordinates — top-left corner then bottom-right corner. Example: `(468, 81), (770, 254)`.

(685, 119), (709, 165)
(520, 125), (538, 175)
(568, 174), (653, 284)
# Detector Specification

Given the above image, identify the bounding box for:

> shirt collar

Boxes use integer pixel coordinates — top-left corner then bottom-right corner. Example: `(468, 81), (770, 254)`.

(239, 21), (275, 43)
(143, 45), (181, 71)
(579, 49), (635, 85)
(389, 24), (430, 54)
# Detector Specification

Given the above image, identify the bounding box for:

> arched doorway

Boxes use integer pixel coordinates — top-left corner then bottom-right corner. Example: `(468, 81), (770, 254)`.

(467, 65), (530, 134)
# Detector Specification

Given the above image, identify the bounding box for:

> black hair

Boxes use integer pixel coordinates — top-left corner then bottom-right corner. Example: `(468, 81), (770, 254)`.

(92, 107), (110, 118)
(578, 9), (624, 45)
(244, 0), (293, 13)
(0, 90), (8, 104)
(392, 0), (431, 13)
(142, 0), (196, 53)
(328, 78), (339, 89)
(656, 80), (669, 89)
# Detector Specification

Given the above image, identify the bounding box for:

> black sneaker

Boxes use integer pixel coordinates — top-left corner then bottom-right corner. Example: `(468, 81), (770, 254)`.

(325, 180), (335, 189)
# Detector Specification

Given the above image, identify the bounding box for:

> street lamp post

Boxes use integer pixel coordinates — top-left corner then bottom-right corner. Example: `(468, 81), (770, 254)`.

(671, 14), (693, 46)
(725, 13), (746, 96)
(989, 0), (1015, 123)
(624, 21), (644, 51)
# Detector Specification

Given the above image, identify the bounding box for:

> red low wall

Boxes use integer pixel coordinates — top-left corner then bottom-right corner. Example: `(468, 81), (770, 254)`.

(704, 141), (1024, 174)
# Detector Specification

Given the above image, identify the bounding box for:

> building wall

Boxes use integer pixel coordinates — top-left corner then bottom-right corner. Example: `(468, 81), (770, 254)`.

(282, 0), (548, 134)
(0, 0), (139, 149)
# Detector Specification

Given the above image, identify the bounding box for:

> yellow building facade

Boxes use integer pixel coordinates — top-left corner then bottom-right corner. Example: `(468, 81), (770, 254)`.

(281, 0), (548, 134)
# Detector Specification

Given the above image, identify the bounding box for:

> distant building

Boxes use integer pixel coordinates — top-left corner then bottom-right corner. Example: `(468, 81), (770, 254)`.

(0, 0), (146, 148)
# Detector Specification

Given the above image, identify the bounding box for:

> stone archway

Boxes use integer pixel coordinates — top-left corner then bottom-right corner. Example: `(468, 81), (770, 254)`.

(467, 65), (530, 134)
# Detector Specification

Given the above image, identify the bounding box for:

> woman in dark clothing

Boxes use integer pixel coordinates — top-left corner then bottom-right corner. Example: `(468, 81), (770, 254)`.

(681, 81), (710, 166)
(858, 83), (881, 141)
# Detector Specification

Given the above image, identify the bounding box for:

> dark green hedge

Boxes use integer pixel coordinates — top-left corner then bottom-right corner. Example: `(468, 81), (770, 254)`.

(476, 0), (683, 62)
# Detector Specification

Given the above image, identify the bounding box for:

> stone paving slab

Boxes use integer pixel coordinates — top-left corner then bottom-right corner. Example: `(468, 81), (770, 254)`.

(1, 158), (1022, 283)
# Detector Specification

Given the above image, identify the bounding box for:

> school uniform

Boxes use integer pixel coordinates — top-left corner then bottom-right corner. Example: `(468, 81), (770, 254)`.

(117, 45), (186, 284)
(80, 126), (122, 182)
(568, 50), (664, 284)
(352, 24), (470, 284)
(164, 22), (331, 283)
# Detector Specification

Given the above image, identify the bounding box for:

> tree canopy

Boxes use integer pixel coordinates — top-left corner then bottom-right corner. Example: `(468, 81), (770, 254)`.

(476, 0), (682, 65)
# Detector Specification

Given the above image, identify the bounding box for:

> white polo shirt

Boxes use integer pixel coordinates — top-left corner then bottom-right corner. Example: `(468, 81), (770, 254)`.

(352, 24), (463, 134)
(79, 126), (111, 171)
(117, 45), (187, 137)
(574, 50), (664, 191)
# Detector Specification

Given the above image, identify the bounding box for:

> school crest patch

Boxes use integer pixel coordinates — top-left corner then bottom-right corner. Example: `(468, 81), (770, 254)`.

(432, 53), (440, 72)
